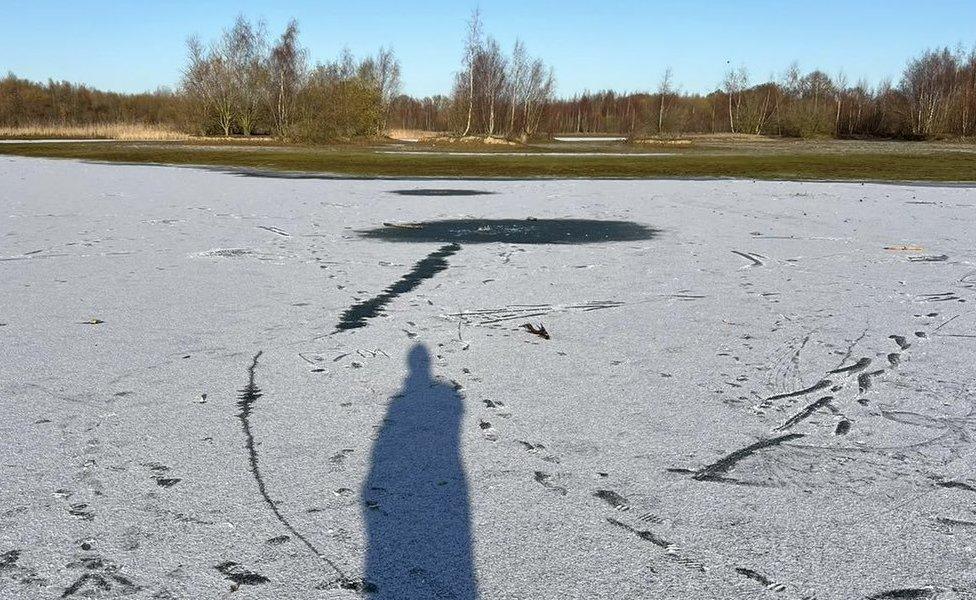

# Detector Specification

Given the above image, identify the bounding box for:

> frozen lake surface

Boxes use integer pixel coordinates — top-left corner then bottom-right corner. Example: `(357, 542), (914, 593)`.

(2, 156), (975, 599)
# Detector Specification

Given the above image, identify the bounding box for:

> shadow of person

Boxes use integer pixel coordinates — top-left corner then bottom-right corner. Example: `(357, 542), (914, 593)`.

(363, 344), (478, 599)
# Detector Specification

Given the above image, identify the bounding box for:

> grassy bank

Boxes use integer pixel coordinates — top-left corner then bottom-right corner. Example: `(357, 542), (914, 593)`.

(0, 140), (974, 182)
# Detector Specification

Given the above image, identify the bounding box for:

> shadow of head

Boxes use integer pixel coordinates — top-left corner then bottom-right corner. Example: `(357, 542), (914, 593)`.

(407, 343), (431, 378)
(398, 344), (462, 414)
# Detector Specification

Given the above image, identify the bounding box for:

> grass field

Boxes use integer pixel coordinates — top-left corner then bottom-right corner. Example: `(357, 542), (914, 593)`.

(1, 137), (975, 182)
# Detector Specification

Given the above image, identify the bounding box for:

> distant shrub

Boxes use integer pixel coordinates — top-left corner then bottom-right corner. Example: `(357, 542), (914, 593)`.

(288, 64), (383, 142)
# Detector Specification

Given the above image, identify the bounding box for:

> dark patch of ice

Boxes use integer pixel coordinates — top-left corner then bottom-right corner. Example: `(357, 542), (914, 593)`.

(360, 218), (658, 245)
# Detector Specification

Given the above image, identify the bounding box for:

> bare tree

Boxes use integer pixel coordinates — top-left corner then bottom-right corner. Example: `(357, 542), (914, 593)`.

(657, 67), (674, 133)
(750, 82), (776, 134)
(523, 59), (555, 136)
(723, 65), (748, 133)
(847, 78), (869, 135)
(361, 47), (401, 132)
(182, 36), (235, 136)
(460, 9), (482, 136)
(964, 49), (976, 136)
(222, 16), (266, 135)
(183, 16), (267, 137)
(480, 37), (507, 136)
(723, 67), (738, 133)
(507, 39), (527, 136)
(901, 48), (960, 136)
(265, 19), (307, 137)
(833, 71), (848, 135)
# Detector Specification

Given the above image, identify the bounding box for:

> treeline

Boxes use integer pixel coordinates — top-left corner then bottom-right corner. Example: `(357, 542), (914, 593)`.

(385, 10), (556, 138)
(181, 16), (400, 140)
(184, 11), (556, 139)
(543, 49), (976, 139)
(405, 46), (976, 139)
(446, 10), (555, 140)
(0, 75), (184, 127)
(389, 95), (453, 132)
(3, 11), (976, 141)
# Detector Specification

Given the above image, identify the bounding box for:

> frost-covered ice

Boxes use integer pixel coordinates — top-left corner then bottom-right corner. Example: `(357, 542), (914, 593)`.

(1, 156), (976, 599)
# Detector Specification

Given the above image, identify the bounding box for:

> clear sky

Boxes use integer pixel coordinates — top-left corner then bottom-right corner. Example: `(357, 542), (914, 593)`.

(2, 0), (975, 97)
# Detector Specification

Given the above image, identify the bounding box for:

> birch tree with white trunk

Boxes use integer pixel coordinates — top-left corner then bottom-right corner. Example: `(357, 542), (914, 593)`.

(507, 39), (527, 136)
(460, 9), (482, 137)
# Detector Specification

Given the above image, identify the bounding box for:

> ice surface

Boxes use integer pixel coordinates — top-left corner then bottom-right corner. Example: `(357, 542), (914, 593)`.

(1, 156), (975, 599)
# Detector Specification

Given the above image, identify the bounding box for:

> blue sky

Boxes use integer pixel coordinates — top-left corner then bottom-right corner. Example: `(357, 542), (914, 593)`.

(2, 0), (975, 97)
